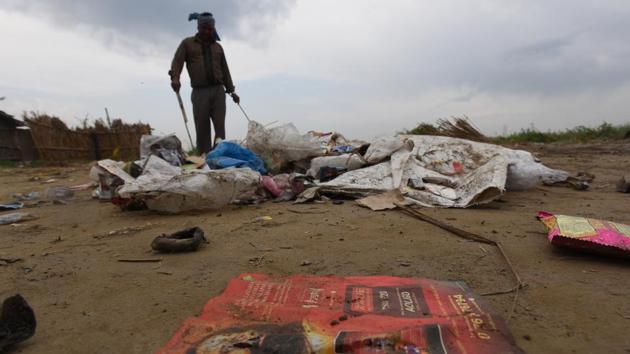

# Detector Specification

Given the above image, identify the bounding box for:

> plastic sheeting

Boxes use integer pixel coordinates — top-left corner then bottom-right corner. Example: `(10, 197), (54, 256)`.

(245, 121), (324, 173)
(118, 156), (260, 213)
(363, 136), (410, 164)
(320, 135), (568, 208)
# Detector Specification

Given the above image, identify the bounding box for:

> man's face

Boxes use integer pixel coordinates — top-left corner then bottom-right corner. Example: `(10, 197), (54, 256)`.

(198, 23), (215, 40)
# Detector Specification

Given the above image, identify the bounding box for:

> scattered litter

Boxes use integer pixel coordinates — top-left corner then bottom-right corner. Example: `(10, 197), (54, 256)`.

(90, 159), (135, 201)
(286, 207), (326, 214)
(151, 227), (207, 253)
(157, 274), (524, 353)
(94, 223), (157, 239)
(13, 192), (39, 202)
(0, 213), (37, 226)
(42, 178), (57, 184)
(252, 216), (273, 222)
(0, 257), (23, 266)
(68, 182), (97, 191)
(617, 175), (630, 193)
(356, 190), (408, 211)
(543, 171), (594, 190)
(45, 186), (74, 201)
(538, 211), (630, 257)
(249, 255), (266, 267)
(0, 202), (23, 211)
(0, 294), (36, 351)
(300, 260), (312, 266)
(117, 258), (162, 263)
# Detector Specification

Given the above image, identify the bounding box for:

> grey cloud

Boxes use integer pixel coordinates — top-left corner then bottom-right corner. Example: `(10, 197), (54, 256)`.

(2, 0), (296, 52)
(506, 34), (576, 61)
(384, 5), (630, 98)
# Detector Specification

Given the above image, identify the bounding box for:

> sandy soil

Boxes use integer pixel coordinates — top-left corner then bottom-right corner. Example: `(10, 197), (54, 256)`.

(1, 142), (630, 353)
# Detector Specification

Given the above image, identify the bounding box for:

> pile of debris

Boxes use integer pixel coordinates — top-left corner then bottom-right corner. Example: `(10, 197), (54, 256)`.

(91, 119), (583, 213)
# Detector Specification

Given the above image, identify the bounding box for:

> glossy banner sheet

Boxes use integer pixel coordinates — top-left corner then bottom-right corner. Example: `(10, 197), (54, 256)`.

(158, 274), (523, 354)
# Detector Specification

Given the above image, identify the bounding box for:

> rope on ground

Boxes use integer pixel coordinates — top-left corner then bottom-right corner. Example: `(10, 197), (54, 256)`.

(396, 203), (526, 322)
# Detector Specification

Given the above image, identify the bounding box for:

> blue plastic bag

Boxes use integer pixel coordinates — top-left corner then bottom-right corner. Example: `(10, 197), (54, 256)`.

(206, 141), (267, 174)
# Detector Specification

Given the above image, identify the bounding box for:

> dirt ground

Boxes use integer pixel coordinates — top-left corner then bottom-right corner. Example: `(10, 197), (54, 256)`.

(1, 142), (630, 353)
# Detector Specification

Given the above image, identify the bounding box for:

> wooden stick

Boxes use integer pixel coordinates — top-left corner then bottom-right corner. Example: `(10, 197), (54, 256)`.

(396, 204), (526, 322)
(117, 258), (161, 263)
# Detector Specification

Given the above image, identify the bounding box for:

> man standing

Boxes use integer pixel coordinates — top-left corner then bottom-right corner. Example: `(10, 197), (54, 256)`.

(169, 12), (240, 154)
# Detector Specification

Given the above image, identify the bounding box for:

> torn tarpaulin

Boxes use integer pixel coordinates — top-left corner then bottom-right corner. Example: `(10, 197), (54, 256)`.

(318, 135), (568, 208)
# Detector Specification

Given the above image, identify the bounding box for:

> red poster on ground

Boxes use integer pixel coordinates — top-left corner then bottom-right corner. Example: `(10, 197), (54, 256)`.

(158, 274), (523, 354)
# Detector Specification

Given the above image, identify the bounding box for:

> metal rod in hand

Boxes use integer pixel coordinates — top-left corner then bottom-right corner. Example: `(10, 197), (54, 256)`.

(236, 103), (251, 122)
(176, 91), (195, 150)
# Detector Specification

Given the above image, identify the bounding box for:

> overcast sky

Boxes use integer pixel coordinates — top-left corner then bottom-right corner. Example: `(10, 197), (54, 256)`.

(1, 0), (629, 145)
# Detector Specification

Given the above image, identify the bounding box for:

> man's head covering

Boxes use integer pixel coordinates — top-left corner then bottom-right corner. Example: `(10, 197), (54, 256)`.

(189, 12), (221, 41)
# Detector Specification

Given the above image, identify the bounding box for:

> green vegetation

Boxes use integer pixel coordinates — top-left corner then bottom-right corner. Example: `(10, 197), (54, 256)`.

(491, 122), (630, 144)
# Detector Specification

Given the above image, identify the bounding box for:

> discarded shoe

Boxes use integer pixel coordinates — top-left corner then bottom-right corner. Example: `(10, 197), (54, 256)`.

(151, 227), (207, 253)
(0, 294), (36, 351)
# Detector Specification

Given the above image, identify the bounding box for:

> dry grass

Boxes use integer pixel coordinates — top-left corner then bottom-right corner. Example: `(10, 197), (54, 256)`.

(23, 112), (151, 161)
(406, 116), (489, 143)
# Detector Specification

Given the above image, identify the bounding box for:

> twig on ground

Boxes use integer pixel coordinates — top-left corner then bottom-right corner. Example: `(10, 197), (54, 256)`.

(117, 258), (162, 263)
(396, 204), (526, 322)
(287, 208), (326, 214)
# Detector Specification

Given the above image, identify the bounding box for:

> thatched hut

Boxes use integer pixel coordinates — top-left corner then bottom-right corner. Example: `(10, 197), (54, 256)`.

(0, 111), (38, 161)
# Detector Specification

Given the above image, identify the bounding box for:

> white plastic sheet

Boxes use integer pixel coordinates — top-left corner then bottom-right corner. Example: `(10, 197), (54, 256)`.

(320, 135), (567, 208)
(119, 167), (261, 213)
(363, 137), (408, 164)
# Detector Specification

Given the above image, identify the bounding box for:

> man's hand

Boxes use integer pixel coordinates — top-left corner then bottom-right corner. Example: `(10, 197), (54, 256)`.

(230, 93), (240, 104)
(171, 79), (181, 93)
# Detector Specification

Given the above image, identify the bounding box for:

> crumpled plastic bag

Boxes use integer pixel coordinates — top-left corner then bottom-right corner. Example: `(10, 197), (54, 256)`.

(245, 121), (324, 173)
(206, 141), (267, 174)
(538, 211), (630, 257)
(363, 137), (413, 164)
(506, 162), (569, 191)
(140, 134), (186, 167)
